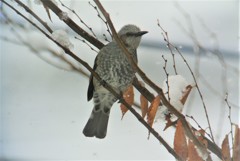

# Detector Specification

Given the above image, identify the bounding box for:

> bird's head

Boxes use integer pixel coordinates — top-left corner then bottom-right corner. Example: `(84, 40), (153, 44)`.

(117, 24), (148, 49)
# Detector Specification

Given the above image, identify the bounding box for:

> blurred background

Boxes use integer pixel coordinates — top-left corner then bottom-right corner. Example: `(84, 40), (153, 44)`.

(0, 0), (239, 160)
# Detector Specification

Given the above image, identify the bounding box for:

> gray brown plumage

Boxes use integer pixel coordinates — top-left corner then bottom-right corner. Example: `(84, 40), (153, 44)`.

(83, 24), (147, 139)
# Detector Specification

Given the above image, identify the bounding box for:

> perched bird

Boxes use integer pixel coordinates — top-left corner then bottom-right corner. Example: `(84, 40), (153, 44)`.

(83, 24), (148, 139)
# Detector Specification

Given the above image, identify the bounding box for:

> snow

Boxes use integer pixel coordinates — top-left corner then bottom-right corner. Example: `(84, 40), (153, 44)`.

(59, 12), (69, 21)
(155, 75), (189, 121)
(163, 75), (188, 110)
(52, 29), (74, 49)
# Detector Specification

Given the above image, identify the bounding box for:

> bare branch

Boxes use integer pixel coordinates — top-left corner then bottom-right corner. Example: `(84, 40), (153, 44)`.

(162, 55), (170, 101)
(74, 36), (98, 53)
(157, 19), (178, 75)
(88, 1), (112, 39)
(225, 93), (234, 150)
(40, 0), (104, 49)
(59, 0), (98, 38)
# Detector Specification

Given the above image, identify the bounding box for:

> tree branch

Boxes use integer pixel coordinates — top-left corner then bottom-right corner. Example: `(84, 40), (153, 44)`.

(39, 0), (156, 108)
(40, 0), (104, 49)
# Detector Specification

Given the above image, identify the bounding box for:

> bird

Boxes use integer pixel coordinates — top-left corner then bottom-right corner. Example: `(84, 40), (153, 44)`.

(83, 24), (148, 139)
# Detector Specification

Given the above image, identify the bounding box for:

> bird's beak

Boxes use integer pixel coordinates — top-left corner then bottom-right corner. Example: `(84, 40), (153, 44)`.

(136, 31), (148, 37)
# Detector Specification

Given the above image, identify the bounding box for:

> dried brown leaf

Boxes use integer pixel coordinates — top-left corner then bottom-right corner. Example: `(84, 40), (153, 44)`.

(164, 113), (177, 131)
(147, 95), (161, 128)
(195, 129), (208, 148)
(174, 120), (188, 161)
(188, 139), (204, 161)
(120, 85), (134, 119)
(140, 94), (148, 118)
(187, 129), (210, 161)
(233, 125), (240, 161)
(180, 85), (192, 105)
(221, 135), (231, 161)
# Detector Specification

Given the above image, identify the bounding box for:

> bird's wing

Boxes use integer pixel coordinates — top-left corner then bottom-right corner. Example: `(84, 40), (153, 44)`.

(87, 42), (115, 101)
(87, 57), (98, 101)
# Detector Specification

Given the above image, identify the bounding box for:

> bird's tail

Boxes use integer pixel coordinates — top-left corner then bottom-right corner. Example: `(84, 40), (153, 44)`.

(83, 92), (117, 139)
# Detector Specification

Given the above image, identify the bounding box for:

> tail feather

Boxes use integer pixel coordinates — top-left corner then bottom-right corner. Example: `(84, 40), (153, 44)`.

(83, 106), (110, 139)
(83, 91), (117, 139)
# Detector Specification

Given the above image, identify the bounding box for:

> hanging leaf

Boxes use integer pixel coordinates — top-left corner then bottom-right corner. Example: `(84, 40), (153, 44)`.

(222, 134), (231, 161)
(174, 120), (188, 161)
(195, 129), (208, 148)
(120, 85), (134, 119)
(188, 129), (211, 161)
(138, 81), (149, 118)
(180, 85), (192, 105)
(140, 94), (148, 118)
(147, 95), (161, 128)
(164, 113), (178, 131)
(188, 139), (204, 161)
(233, 125), (240, 161)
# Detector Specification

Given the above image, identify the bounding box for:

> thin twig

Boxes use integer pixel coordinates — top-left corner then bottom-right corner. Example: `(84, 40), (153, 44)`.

(74, 36), (98, 53)
(186, 115), (212, 139)
(225, 93), (234, 149)
(88, 1), (112, 39)
(102, 33), (110, 42)
(157, 19), (177, 75)
(162, 55), (170, 101)
(59, 0), (98, 38)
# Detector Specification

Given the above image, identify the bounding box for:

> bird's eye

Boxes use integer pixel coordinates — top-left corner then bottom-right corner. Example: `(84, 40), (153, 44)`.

(126, 32), (136, 36)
